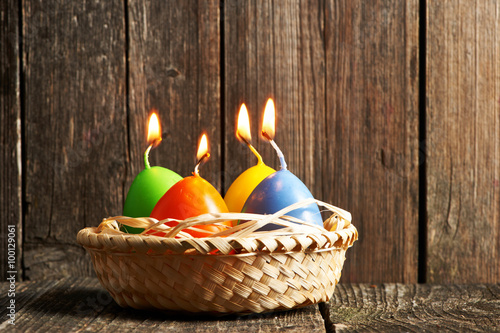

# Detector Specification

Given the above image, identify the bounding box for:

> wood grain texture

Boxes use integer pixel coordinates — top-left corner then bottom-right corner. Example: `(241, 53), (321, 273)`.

(128, 0), (221, 191)
(324, 0), (420, 283)
(0, 277), (326, 332)
(223, 0), (326, 199)
(321, 284), (500, 332)
(2, 279), (498, 332)
(426, 1), (500, 283)
(22, 0), (127, 279)
(0, 0), (22, 280)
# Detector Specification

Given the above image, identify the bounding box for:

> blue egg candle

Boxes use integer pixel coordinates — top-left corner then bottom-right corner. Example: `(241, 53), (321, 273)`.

(242, 99), (323, 230)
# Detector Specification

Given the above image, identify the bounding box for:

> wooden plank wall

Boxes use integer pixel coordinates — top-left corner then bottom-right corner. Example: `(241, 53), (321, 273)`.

(21, 0), (127, 279)
(128, 0), (221, 191)
(1, 0), (498, 284)
(1, 0), (23, 277)
(426, 1), (500, 283)
(324, 0), (419, 283)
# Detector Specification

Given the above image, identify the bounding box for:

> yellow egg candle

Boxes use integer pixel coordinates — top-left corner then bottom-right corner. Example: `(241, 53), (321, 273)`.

(224, 103), (275, 213)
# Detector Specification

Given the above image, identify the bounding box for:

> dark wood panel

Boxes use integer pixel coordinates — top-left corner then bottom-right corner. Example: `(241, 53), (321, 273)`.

(223, 0), (326, 199)
(0, 277), (326, 332)
(324, 0), (420, 283)
(0, 0), (22, 280)
(321, 284), (500, 332)
(426, 1), (500, 283)
(128, 0), (221, 191)
(22, 0), (127, 279)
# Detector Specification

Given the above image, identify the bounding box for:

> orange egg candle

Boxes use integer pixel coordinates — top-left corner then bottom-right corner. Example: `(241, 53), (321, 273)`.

(150, 133), (231, 237)
(224, 104), (275, 213)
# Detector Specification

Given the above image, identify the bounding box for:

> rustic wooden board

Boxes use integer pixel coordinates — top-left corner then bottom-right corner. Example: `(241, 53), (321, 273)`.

(0, 277), (326, 332)
(426, 1), (500, 283)
(22, 0), (127, 279)
(223, 0), (326, 199)
(2, 279), (498, 332)
(128, 0), (222, 190)
(0, 0), (22, 280)
(321, 284), (500, 332)
(324, 0), (420, 283)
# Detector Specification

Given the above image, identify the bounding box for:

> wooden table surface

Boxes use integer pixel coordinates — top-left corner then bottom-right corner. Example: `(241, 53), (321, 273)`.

(1, 278), (498, 332)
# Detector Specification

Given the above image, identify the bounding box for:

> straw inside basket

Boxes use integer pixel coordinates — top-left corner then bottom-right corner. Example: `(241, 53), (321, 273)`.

(98, 198), (352, 238)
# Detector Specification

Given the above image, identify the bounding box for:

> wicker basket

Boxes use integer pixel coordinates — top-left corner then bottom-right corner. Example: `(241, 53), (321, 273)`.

(77, 199), (357, 314)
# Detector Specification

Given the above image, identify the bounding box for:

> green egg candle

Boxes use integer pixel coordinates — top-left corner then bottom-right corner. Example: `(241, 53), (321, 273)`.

(224, 103), (275, 213)
(242, 98), (323, 230)
(123, 111), (182, 222)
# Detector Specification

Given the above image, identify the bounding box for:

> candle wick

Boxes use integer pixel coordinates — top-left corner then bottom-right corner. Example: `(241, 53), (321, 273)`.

(236, 132), (249, 145)
(144, 139), (161, 169)
(238, 132), (264, 165)
(269, 139), (287, 170)
(144, 143), (153, 169)
(194, 153), (210, 176)
(248, 143), (264, 165)
(262, 130), (286, 170)
(262, 131), (272, 141)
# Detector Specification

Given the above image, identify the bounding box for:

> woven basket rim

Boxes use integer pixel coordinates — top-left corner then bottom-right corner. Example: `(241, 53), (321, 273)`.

(77, 223), (358, 255)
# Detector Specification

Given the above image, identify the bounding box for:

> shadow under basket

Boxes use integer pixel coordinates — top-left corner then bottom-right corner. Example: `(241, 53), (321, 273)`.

(77, 202), (358, 315)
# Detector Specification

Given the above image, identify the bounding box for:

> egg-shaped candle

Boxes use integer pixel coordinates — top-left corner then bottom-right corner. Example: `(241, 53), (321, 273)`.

(150, 133), (231, 238)
(242, 98), (323, 230)
(224, 103), (275, 213)
(123, 111), (182, 223)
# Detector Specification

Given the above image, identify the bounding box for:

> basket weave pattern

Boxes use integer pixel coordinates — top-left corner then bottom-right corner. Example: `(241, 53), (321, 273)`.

(78, 225), (356, 314)
(87, 247), (346, 313)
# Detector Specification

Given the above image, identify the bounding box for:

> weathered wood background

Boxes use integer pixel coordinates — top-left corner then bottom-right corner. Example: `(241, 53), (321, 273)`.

(1, 0), (498, 284)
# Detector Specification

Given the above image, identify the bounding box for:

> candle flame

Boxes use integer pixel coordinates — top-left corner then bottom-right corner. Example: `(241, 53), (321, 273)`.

(197, 133), (209, 161)
(147, 111), (162, 146)
(236, 103), (252, 144)
(262, 98), (275, 140)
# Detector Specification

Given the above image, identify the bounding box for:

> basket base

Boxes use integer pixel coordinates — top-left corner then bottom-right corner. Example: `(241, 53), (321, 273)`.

(87, 248), (348, 314)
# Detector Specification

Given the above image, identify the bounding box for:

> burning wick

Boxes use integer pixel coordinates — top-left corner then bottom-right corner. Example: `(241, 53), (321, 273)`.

(262, 99), (287, 170)
(237, 103), (265, 165)
(194, 153), (210, 176)
(144, 111), (162, 170)
(262, 132), (287, 170)
(194, 133), (210, 176)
